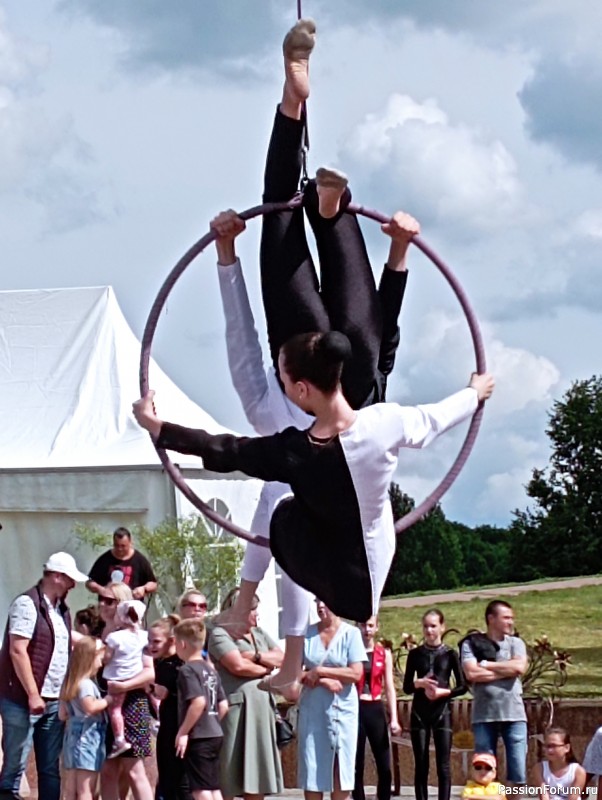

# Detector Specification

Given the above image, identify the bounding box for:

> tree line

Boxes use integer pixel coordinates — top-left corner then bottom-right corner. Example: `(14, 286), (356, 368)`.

(384, 375), (602, 595)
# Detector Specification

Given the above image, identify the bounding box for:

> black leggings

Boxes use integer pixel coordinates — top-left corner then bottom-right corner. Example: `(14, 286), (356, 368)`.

(410, 708), (452, 800)
(260, 108), (406, 409)
(353, 700), (392, 800)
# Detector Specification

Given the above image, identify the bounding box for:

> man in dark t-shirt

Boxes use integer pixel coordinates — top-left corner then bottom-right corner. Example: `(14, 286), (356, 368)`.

(86, 527), (157, 601)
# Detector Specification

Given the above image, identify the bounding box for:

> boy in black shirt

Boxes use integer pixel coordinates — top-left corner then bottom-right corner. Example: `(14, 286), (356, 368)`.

(175, 619), (228, 800)
(149, 615), (191, 800)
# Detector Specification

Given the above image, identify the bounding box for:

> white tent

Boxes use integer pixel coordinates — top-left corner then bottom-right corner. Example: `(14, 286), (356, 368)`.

(0, 286), (280, 630)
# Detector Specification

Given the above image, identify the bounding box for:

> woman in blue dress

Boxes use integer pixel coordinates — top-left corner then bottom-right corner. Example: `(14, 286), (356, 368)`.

(297, 599), (367, 800)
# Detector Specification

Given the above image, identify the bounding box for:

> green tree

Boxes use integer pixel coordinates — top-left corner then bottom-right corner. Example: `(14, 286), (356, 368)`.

(384, 485), (465, 594)
(457, 524), (514, 586)
(510, 375), (602, 579)
(384, 485), (513, 595)
(74, 515), (244, 613)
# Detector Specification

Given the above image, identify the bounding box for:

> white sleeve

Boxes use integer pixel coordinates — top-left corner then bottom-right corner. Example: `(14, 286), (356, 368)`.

(217, 259), (278, 435)
(388, 387), (479, 450)
(8, 596), (37, 639)
(460, 639), (477, 664)
(104, 631), (120, 650)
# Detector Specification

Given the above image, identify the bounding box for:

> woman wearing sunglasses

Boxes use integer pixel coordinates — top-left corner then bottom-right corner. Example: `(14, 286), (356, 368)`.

(177, 589), (208, 620)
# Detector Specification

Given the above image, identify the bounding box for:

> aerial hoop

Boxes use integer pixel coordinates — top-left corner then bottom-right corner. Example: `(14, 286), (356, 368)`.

(139, 197), (486, 546)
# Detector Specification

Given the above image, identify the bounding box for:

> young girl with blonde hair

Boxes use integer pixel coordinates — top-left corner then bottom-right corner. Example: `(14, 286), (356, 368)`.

(102, 599), (149, 757)
(60, 636), (111, 800)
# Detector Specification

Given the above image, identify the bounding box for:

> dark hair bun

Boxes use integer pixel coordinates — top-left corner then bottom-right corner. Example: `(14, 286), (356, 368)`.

(318, 331), (352, 363)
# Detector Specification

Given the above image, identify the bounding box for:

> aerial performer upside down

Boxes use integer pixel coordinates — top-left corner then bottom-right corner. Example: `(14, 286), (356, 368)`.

(133, 18), (495, 698)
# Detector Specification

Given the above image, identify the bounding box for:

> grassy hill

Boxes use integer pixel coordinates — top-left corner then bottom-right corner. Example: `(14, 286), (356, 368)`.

(378, 584), (602, 698)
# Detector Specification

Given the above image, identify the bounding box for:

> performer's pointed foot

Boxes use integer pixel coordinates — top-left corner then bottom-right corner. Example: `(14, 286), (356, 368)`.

(258, 673), (302, 702)
(282, 19), (316, 110)
(316, 167), (349, 218)
(283, 18), (316, 61)
(213, 609), (248, 640)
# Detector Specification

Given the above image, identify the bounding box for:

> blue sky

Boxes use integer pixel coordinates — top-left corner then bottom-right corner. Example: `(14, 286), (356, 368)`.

(2, 1), (601, 527)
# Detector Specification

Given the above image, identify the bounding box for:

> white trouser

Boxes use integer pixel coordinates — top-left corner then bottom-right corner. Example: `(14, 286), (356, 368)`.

(242, 486), (311, 637)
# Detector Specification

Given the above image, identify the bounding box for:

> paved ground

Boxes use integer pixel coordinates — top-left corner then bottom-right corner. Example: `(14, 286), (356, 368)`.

(275, 789), (463, 798)
(19, 784), (463, 799)
(381, 575), (602, 608)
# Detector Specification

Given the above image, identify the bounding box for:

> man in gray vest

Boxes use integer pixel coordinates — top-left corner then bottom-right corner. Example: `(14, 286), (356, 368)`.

(0, 552), (88, 800)
(461, 599), (529, 786)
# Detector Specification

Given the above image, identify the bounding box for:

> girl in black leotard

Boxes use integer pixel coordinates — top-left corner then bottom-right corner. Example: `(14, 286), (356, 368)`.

(403, 609), (466, 800)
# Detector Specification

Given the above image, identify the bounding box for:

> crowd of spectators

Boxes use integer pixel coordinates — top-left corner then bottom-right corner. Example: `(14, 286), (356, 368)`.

(0, 530), (599, 800)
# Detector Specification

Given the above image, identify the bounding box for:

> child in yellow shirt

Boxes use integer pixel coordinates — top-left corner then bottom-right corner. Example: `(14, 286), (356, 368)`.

(462, 753), (504, 798)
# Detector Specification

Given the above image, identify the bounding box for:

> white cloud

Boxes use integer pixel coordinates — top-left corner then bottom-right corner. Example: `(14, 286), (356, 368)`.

(0, 9), (47, 87)
(487, 338), (560, 414)
(0, 12), (106, 232)
(344, 94), (446, 167)
(473, 429), (551, 519)
(57, 0), (283, 79)
(401, 309), (560, 415)
(475, 466), (533, 519)
(342, 93), (525, 235)
(0, 95), (64, 187)
(572, 209), (602, 240)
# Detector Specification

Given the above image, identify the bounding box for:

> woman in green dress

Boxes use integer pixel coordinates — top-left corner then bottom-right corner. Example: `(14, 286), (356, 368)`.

(208, 588), (284, 800)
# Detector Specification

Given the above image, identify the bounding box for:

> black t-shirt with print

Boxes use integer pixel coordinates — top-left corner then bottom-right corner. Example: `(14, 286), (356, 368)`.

(88, 549), (156, 589)
(177, 660), (225, 740)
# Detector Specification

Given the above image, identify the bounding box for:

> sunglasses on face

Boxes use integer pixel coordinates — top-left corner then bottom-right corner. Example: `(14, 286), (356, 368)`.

(182, 601), (207, 610)
(99, 597), (116, 606)
(473, 765), (494, 772)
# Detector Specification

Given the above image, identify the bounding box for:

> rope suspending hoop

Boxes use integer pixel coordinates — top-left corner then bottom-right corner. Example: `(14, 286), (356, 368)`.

(139, 196), (486, 547)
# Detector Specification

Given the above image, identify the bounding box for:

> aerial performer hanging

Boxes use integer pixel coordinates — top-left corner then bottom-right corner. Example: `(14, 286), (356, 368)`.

(209, 14), (420, 685)
(135, 18), (494, 697)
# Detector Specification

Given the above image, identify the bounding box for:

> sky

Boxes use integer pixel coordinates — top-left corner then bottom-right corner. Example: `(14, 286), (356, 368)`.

(1, 1), (601, 528)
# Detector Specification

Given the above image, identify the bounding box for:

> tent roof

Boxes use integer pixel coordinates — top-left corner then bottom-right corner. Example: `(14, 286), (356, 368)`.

(0, 286), (230, 469)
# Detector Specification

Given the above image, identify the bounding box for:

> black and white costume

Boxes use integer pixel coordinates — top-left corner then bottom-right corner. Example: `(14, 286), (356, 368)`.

(215, 108), (408, 633)
(156, 389), (477, 622)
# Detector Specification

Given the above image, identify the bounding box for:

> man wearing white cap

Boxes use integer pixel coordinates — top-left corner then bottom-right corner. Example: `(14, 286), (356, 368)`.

(0, 552), (88, 800)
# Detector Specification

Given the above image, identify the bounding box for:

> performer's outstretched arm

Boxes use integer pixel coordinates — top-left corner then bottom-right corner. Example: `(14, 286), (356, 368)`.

(133, 391), (294, 485)
(385, 373), (494, 451)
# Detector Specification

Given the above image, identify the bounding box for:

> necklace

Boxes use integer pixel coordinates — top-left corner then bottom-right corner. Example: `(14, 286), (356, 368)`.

(307, 430), (337, 447)
(306, 409), (357, 446)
